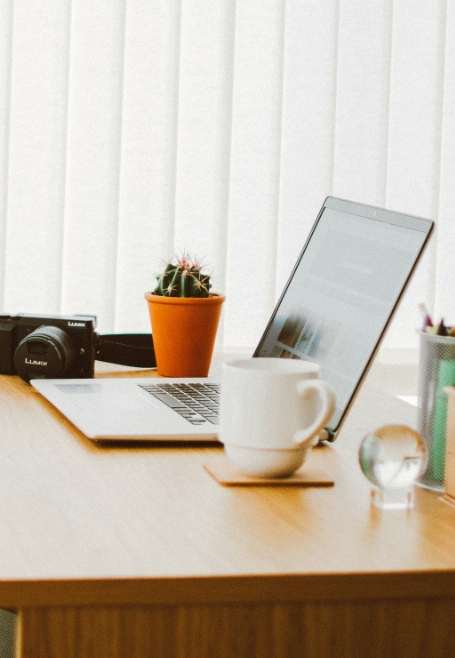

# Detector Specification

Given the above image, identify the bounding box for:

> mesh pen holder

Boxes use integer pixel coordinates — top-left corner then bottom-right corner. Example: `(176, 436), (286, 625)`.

(417, 330), (455, 491)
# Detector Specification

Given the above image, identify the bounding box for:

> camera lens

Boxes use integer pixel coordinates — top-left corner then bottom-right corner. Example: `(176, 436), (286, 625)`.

(13, 325), (76, 382)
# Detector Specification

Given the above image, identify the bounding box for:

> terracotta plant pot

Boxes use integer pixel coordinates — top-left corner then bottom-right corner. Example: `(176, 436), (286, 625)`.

(145, 292), (225, 377)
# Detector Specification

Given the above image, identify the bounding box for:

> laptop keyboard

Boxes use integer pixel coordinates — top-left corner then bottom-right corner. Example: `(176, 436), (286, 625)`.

(139, 383), (220, 425)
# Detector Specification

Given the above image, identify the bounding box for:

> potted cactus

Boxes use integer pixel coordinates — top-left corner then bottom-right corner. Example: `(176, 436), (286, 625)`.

(145, 255), (225, 377)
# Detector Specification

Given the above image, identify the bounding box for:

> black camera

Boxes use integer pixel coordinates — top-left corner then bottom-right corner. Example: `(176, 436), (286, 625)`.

(0, 313), (97, 382)
(0, 312), (157, 383)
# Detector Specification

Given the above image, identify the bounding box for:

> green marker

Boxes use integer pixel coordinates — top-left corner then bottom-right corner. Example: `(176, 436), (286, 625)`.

(433, 359), (455, 481)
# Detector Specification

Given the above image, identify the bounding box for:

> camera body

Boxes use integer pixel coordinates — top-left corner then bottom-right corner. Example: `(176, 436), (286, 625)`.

(0, 313), (97, 381)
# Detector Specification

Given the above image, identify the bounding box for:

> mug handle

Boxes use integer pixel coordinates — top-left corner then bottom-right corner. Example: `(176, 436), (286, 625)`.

(293, 380), (336, 447)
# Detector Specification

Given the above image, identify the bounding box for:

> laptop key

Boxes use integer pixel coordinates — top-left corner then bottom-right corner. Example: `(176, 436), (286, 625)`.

(150, 393), (188, 410)
(178, 409), (204, 417)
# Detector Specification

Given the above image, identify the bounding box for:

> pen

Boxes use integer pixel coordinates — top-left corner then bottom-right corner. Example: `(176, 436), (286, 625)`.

(419, 303), (433, 331)
(436, 319), (449, 336)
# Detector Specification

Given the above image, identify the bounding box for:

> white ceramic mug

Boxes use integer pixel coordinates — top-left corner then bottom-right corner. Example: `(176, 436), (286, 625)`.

(219, 358), (336, 478)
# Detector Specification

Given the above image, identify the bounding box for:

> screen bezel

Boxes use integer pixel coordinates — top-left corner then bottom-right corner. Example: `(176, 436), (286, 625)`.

(253, 196), (434, 441)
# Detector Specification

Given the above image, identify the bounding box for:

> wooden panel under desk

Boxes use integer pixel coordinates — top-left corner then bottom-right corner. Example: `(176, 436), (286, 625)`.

(18, 597), (455, 658)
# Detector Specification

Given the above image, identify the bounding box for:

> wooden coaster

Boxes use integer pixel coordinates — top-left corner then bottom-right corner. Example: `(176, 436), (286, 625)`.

(204, 458), (334, 487)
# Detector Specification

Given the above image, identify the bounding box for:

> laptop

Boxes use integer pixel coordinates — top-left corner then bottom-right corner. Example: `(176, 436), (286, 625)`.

(32, 197), (434, 442)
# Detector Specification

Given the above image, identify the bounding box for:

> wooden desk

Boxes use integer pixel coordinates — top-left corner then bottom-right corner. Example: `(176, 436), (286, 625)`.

(1, 362), (455, 658)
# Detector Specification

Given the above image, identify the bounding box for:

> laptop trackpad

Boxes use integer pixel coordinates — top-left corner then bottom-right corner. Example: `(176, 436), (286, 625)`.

(55, 384), (159, 414)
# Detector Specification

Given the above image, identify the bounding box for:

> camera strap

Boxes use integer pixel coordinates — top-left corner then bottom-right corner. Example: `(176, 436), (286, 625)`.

(95, 334), (157, 368)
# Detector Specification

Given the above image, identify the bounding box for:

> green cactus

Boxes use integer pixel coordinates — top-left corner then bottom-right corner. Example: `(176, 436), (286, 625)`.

(153, 255), (212, 298)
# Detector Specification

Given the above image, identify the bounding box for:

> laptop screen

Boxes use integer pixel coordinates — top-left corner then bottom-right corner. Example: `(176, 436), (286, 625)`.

(254, 196), (433, 439)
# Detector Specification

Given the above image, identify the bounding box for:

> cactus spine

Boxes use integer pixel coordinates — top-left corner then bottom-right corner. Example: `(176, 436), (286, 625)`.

(153, 255), (212, 298)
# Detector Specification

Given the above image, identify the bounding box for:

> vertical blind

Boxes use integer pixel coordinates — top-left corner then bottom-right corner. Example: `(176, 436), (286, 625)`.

(0, 0), (452, 357)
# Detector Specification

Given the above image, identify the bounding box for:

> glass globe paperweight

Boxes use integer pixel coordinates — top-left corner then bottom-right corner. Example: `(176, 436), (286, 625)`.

(358, 424), (427, 510)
